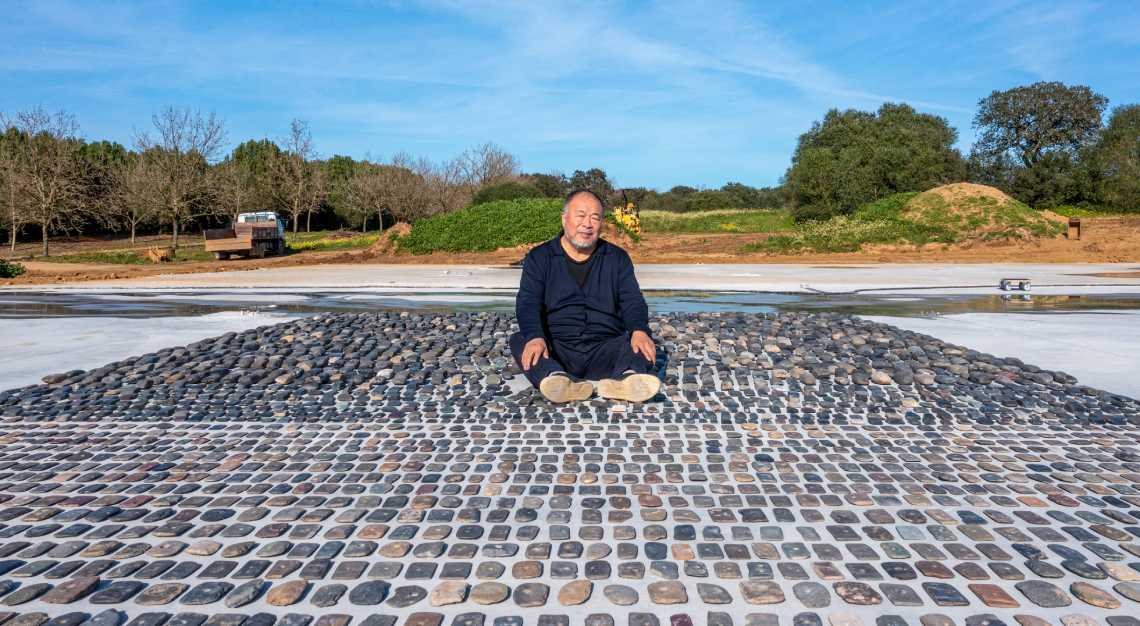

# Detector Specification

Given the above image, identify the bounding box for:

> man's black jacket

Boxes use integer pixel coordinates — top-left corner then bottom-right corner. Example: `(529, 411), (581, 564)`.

(516, 234), (651, 346)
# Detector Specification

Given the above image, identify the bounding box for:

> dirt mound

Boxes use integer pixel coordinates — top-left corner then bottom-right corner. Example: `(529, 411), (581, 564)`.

(919, 182), (1013, 205)
(368, 223), (412, 256)
(903, 183), (1062, 243)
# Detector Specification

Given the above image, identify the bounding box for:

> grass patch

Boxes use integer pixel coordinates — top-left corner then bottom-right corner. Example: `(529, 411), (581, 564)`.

(288, 232), (380, 252)
(35, 247), (216, 264)
(640, 208), (794, 233)
(747, 190), (1063, 254)
(1047, 205), (1130, 218)
(399, 198), (564, 254)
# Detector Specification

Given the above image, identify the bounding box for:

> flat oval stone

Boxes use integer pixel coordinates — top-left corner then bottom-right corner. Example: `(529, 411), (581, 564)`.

(793, 582), (831, 608)
(969, 583), (1020, 608)
(428, 581), (468, 606)
(348, 581), (391, 606)
(385, 585), (426, 608)
(1060, 616), (1099, 626)
(310, 584), (347, 608)
(266, 581), (309, 606)
(90, 581), (146, 604)
(512, 562), (542, 580)
(648, 581), (688, 604)
(513, 582), (549, 608)
(1014, 616), (1053, 626)
(2, 583), (52, 606)
(923, 582), (970, 607)
(829, 612), (864, 626)
(1070, 581), (1120, 608)
(180, 582), (233, 605)
(603, 584), (638, 606)
(223, 580), (266, 608)
(42, 611), (88, 626)
(7, 613), (49, 626)
(832, 582), (881, 606)
(41, 576), (100, 604)
(186, 541), (221, 557)
(919, 615), (954, 626)
(697, 583), (732, 604)
(557, 580), (592, 606)
(83, 609), (125, 626)
(470, 582), (510, 605)
(1115, 582), (1140, 602)
(135, 583), (189, 606)
(1016, 581), (1071, 608)
(880, 584), (923, 607)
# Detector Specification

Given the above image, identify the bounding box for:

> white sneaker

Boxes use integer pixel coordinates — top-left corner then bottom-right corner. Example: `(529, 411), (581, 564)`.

(539, 374), (594, 403)
(598, 373), (661, 402)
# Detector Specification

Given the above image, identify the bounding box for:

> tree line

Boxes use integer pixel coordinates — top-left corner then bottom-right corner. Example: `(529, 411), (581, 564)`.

(784, 81), (1140, 221)
(0, 107), (522, 256)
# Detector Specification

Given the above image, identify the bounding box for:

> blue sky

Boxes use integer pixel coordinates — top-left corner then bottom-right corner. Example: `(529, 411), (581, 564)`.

(3, 1), (1138, 190)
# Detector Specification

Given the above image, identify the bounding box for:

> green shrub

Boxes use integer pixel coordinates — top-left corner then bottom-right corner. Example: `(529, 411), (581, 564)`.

(399, 198), (563, 254)
(1048, 204), (1124, 217)
(790, 203), (838, 223)
(0, 259), (26, 278)
(640, 209), (794, 233)
(471, 181), (544, 206)
(852, 192), (919, 221)
(289, 232), (380, 252)
(36, 248), (217, 265)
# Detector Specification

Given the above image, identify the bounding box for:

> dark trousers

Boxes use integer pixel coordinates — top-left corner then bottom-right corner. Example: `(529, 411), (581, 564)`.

(509, 331), (654, 388)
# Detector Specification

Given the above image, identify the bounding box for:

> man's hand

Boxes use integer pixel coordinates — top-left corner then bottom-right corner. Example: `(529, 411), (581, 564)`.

(521, 337), (549, 371)
(631, 330), (655, 363)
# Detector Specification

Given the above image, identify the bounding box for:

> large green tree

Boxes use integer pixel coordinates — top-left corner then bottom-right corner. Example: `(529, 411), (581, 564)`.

(522, 172), (568, 198)
(972, 81), (1108, 168)
(568, 168), (615, 202)
(225, 138), (282, 216)
(784, 103), (965, 220)
(1082, 104), (1140, 213)
(323, 155), (358, 227)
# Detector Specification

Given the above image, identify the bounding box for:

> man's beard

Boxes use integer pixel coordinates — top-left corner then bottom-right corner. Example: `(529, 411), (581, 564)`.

(568, 234), (596, 250)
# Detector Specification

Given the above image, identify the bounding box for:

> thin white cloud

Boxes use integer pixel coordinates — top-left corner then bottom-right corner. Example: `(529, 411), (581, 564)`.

(7, 0), (1128, 187)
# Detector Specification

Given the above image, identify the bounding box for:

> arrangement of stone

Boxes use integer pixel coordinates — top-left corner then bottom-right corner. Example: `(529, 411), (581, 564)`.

(0, 311), (1136, 626)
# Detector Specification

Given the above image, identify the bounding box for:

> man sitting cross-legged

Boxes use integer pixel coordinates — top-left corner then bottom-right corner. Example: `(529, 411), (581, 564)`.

(508, 189), (662, 403)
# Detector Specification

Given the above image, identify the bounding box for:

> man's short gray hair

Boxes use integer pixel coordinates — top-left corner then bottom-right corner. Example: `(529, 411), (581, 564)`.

(563, 189), (605, 214)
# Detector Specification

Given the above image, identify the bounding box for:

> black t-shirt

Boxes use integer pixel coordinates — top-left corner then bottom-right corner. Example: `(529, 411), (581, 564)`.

(565, 248), (597, 288)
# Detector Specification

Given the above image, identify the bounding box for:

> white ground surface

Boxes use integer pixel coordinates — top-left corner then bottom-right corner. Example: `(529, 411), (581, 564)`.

(0, 311), (288, 389)
(865, 310), (1140, 399)
(18, 262), (1140, 292)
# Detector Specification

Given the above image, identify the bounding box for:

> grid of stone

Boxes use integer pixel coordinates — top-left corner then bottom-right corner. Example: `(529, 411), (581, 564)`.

(0, 311), (1136, 626)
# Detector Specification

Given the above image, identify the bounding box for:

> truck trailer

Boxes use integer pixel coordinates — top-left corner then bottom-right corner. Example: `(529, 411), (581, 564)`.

(203, 212), (287, 260)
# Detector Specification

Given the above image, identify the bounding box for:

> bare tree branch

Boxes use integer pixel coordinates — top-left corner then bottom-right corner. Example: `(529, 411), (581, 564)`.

(456, 142), (519, 187)
(272, 119), (324, 233)
(5, 108), (89, 256)
(134, 106), (227, 250)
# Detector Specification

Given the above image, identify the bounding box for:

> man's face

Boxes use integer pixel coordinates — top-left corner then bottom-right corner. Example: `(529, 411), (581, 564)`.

(562, 195), (604, 251)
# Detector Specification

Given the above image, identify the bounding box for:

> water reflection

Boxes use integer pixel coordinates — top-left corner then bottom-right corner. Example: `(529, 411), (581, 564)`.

(0, 290), (1138, 320)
